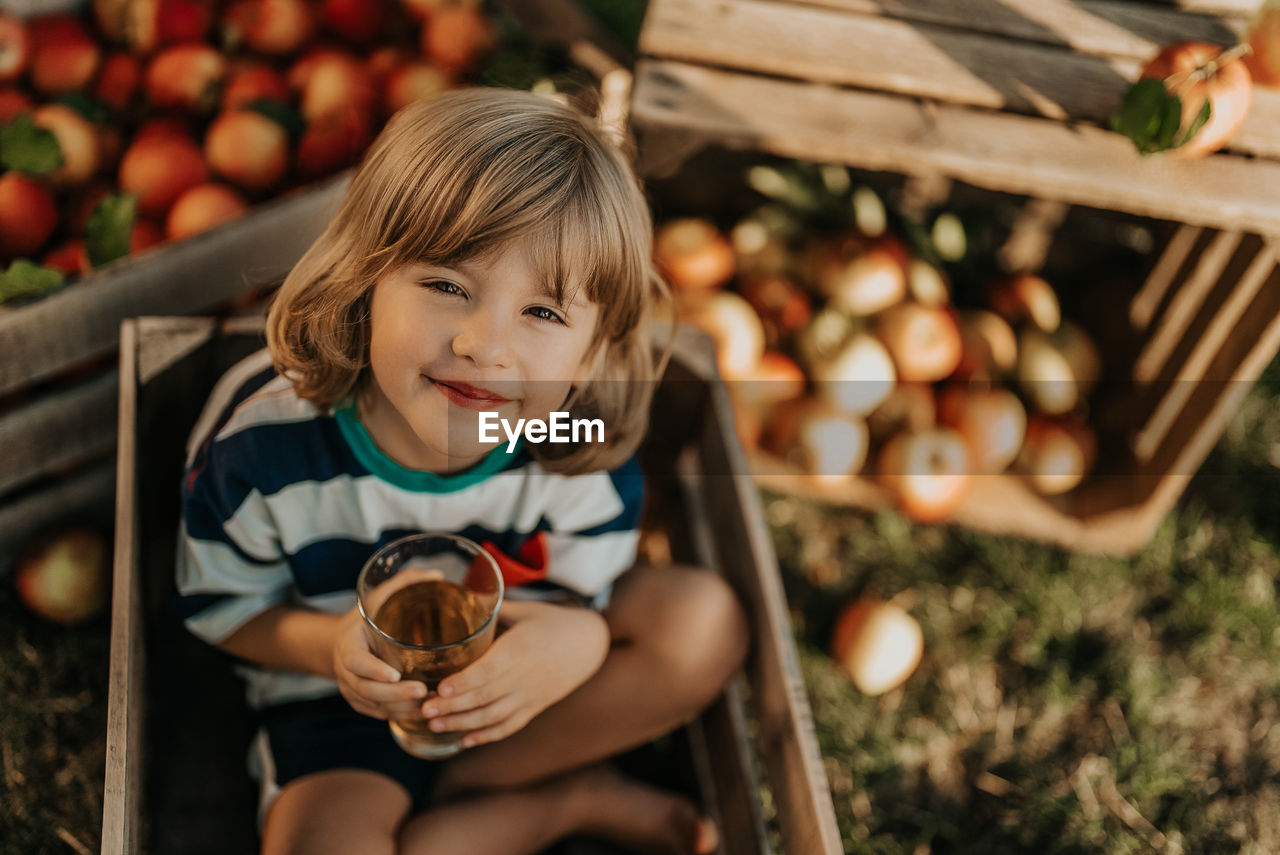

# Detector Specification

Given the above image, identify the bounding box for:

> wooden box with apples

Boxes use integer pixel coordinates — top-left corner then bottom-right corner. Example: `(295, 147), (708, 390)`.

(632, 0), (1280, 555)
(104, 317), (842, 855)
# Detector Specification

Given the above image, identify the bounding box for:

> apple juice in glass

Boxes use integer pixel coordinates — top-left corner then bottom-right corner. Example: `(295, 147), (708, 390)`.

(357, 533), (503, 759)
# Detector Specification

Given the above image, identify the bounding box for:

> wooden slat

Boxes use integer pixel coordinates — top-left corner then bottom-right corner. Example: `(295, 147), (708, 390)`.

(0, 459), (114, 573)
(0, 369), (117, 498)
(1130, 224), (1203, 330)
(769, 0), (1246, 59)
(0, 173), (347, 397)
(1135, 239), (1278, 460)
(671, 332), (843, 855)
(101, 320), (142, 855)
(1134, 230), (1243, 383)
(631, 60), (1280, 234)
(640, 0), (1280, 160)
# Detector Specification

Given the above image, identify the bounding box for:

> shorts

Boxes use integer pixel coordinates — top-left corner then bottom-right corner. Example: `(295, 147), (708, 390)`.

(249, 694), (445, 827)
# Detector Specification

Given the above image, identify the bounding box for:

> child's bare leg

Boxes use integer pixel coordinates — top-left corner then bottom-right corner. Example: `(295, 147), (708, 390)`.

(400, 764), (717, 855)
(435, 564), (749, 795)
(260, 770), (409, 855)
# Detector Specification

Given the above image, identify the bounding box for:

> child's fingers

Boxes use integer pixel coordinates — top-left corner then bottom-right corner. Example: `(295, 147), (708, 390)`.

(458, 709), (534, 749)
(342, 649), (403, 683)
(352, 676), (428, 706)
(424, 696), (517, 734)
(423, 673), (507, 717)
(436, 654), (511, 701)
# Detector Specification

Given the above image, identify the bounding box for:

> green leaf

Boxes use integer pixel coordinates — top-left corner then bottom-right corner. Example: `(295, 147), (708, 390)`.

(1173, 99), (1213, 150)
(86, 194), (137, 269)
(1110, 79), (1185, 156)
(248, 99), (306, 141)
(0, 115), (63, 175)
(0, 260), (66, 304)
(55, 92), (114, 125)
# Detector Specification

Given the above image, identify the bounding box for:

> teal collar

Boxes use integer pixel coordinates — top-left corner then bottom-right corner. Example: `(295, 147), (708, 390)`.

(334, 402), (523, 493)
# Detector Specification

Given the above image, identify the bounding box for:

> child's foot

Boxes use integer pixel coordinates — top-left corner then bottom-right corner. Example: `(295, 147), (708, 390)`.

(564, 764), (718, 855)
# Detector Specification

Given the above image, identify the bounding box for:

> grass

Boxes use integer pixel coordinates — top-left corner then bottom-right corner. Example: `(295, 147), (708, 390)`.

(767, 357), (1280, 854)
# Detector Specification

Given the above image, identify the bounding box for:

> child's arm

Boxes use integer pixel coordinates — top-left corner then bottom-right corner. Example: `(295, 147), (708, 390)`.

(216, 603), (432, 722)
(419, 599), (611, 748)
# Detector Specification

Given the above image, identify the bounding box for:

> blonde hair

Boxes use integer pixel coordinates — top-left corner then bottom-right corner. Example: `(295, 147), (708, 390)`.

(266, 88), (670, 474)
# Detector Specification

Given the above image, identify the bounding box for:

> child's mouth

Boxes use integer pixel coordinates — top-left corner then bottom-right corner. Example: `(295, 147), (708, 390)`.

(429, 378), (513, 410)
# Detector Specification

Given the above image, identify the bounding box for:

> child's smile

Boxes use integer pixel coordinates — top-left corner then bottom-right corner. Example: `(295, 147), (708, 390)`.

(359, 241), (601, 474)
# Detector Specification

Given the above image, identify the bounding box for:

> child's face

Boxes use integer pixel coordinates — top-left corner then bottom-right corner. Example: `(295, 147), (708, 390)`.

(361, 241), (602, 473)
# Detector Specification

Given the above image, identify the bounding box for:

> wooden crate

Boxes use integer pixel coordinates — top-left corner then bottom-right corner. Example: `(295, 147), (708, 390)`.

(103, 318), (841, 855)
(631, 0), (1280, 554)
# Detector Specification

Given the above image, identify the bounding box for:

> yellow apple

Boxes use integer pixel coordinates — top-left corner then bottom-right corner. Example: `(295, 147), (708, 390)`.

(16, 528), (109, 625)
(831, 595), (924, 695)
(878, 428), (972, 522)
(938, 385), (1027, 474)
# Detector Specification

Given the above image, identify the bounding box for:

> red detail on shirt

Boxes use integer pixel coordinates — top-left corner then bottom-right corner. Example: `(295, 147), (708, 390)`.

(481, 532), (550, 588)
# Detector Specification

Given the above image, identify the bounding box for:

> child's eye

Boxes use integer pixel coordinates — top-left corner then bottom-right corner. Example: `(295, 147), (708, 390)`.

(526, 306), (566, 324)
(423, 279), (464, 296)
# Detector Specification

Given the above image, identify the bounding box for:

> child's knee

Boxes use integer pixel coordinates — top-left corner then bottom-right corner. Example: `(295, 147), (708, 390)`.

(262, 771), (409, 855)
(647, 568), (750, 688)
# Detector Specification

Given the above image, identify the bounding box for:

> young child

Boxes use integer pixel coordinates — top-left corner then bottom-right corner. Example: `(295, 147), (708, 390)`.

(177, 87), (749, 855)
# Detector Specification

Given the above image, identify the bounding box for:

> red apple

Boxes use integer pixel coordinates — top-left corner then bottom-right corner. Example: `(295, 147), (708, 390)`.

(94, 0), (212, 53)
(766, 396), (869, 484)
(298, 50), (375, 121)
(146, 44), (226, 113)
(166, 182), (248, 240)
(867, 381), (936, 443)
(810, 328), (897, 417)
(420, 5), (496, 77)
(733, 350), (806, 411)
(739, 274), (812, 339)
(1246, 5), (1280, 88)
(28, 15), (100, 96)
(224, 0), (316, 55)
(989, 273), (1060, 333)
(1018, 417), (1097, 495)
(0, 86), (32, 122)
(1016, 322), (1101, 416)
(878, 428), (972, 522)
(33, 104), (101, 187)
(680, 291), (766, 381)
(93, 53), (142, 112)
(296, 104), (372, 176)
(938, 385), (1027, 474)
(119, 133), (208, 218)
(134, 116), (195, 143)
(382, 60), (450, 115)
(831, 595), (924, 696)
(1141, 41), (1252, 159)
(655, 218), (735, 293)
(222, 62), (290, 111)
(43, 239), (89, 276)
(819, 236), (908, 317)
(0, 172), (57, 258)
(15, 528), (109, 625)
(321, 0), (388, 43)
(131, 219), (164, 254)
(877, 302), (963, 383)
(954, 309), (1019, 381)
(205, 110), (289, 191)
(0, 13), (30, 83)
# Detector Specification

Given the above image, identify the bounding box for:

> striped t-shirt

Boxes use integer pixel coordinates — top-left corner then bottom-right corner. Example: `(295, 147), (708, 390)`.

(177, 348), (643, 710)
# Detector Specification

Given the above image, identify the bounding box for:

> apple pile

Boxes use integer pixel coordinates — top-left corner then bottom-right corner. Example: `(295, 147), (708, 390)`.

(662, 165), (1104, 524)
(0, 0), (498, 304)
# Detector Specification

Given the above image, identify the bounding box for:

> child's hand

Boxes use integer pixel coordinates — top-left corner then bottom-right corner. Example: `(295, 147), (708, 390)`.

(332, 607), (429, 721)
(422, 600), (610, 747)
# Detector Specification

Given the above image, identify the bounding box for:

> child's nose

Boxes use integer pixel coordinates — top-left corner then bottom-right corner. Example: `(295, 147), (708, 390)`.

(451, 308), (514, 368)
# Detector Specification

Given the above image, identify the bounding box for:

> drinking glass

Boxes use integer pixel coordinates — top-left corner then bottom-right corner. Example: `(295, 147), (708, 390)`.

(356, 533), (504, 759)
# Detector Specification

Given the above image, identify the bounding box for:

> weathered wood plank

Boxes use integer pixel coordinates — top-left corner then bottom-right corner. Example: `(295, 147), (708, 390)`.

(640, 0), (1280, 159)
(0, 461), (114, 572)
(768, 0), (1246, 58)
(102, 320), (141, 855)
(672, 331), (843, 855)
(0, 369), (117, 499)
(631, 60), (1280, 234)
(0, 173), (347, 398)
